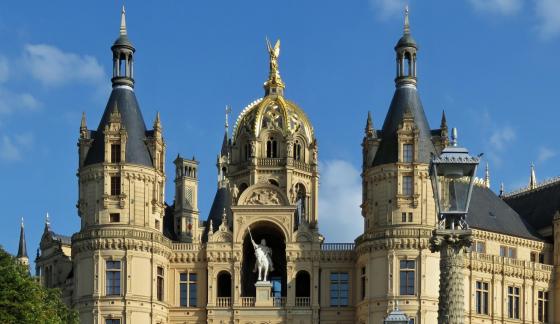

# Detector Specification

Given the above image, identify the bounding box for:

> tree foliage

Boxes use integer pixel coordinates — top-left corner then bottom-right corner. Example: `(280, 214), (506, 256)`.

(0, 247), (78, 324)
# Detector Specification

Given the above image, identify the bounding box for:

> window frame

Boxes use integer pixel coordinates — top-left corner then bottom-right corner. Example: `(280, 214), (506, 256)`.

(180, 271), (198, 307)
(537, 290), (549, 323)
(106, 260), (121, 296)
(110, 143), (121, 163)
(329, 271), (349, 307)
(110, 175), (121, 196)
(475, 281), (489, 315)
(402, 175), (413, 196)
(507, 285), (520, 319)
(156, 266), (164, 302)
(402, 143), (413, 163)
(399, 259), (416, 296)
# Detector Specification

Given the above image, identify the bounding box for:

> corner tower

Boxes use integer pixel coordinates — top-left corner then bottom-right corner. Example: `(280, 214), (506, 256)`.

(357, 8), (443, 323)
(73, 7), (169, 324)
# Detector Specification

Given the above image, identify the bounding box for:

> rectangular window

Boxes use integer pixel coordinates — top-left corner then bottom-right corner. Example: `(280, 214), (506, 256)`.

(408, 212), (413, 222)
(399, 260), (415, 295)
(538, 290), (549, 322)
(402, 212), (407, 222)
(157, 267), (164, 302)
(155, 219), (160, 230)
(507, 286), (520, 319)
(539, 253), (545, 264)
(106, 260), (121, 296)
(475, 281), (489, 315)
(180, 272), (197, 307)
(360, 267), (366, 300)
(110, 176), (121, 196)
(532, 252), (546, 264)
(474, 241), (486, 254)
(402, 176), (413, 196)
(105, 320), (121, 324)
(500, 246), (516, 259)
(110, 144), (121, 163)
(109, 213), (120, 223)
(403, 144), (413, 163)
(329, 272), (349, 307)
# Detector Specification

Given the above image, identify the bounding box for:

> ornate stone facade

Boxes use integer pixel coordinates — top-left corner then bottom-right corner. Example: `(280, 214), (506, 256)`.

(30, 7), (558, 324)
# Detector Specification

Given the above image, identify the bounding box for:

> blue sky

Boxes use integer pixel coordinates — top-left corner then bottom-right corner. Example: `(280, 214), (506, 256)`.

(1, 0), (559, 262)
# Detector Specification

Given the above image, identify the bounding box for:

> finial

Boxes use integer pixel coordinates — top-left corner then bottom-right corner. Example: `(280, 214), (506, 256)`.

(120, 5), (127, 36)
(80, 112), (87, 129)
(499, 182), (505, 197)
(404, 5), (410, 34)
(45, 212), (50, 226)
(484, 163), (490, 188)
(529, 162), (537, 190)
(209, 219), (214, 233)
(222, 208), (227, 223)
(365, 111), (374, 136)
(225, 105), (232, 135)
(451, 127), (458, 147)
(154, 111), (161, 128)
(264, 37), (284, 95)
(21, 217), (24, 228)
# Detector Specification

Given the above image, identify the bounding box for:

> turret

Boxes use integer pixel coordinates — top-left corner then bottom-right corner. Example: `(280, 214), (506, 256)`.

(174, 155), (200, 242)
(394, 6), (417, 88)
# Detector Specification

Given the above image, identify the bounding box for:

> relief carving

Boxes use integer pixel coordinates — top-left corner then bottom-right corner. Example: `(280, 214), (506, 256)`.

(245, 189), (281, 205)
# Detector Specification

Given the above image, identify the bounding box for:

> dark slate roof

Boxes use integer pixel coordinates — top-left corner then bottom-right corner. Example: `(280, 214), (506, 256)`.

(202, 187), (231, 242)
(396, 33), (417, 49)
(503, 180), (560, 232)
(372, 86), (436, 166)
(220, 133), (229, 157)
(112, 34), (135, 50)
(84, 87), (153, 167)
(17, 225), (27, 258)
(468, 184), (542, 241)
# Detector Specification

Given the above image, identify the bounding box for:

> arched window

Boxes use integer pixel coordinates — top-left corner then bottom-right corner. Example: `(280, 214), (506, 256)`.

(294, 140), (302, 161)
(295, 183), (307, 226)
(266, 137), (278, 158)
(295, 270), (311, 307)
(217, 271), (232, 298)
(269, 179), (279, 186)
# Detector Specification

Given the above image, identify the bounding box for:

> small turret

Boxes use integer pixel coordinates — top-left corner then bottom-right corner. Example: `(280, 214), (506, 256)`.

(174, 155), (200, 242)
(394, 6), (418, 88)
(111, 6), (135, 88)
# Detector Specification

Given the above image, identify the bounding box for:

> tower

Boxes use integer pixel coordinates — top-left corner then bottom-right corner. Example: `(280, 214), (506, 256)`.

(173, 155), (200, 242)
(72, 7), (169, 324)
(16, 217), (29, 269)
(357, 7), (440, 323)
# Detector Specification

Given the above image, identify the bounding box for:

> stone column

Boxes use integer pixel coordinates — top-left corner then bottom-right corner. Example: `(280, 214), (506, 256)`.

(430, 229), (472, 324)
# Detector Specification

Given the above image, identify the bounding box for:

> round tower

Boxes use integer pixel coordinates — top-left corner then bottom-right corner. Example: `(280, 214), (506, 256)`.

(73, 7), (170, 324)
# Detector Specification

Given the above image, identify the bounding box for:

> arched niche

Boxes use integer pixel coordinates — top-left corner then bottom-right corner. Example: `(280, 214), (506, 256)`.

(216, 271), (232, 298)
(295, 270), (311, 298)
(241, 221), (286, 298)
(237, 184), (290, 207)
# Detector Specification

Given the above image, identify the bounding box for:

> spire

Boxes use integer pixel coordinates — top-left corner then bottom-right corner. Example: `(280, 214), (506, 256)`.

(80, 112), (87, 130)
(120, 5), (127, 36)
(154, 111), (161, 129)
(365, 111), (375, 138)
(403, 5), (410, 35)
(499, 182), (505, 197)
(484, 162), (490, 188)
(225, 105), (231, 139)
(45, 212), (50, 228)
(17, 218), (28, 259)
(221, 105), (231, 157)
(440, 110), (447, 129)
(263, 38), (285, 96)
(529, 162), (537, 189)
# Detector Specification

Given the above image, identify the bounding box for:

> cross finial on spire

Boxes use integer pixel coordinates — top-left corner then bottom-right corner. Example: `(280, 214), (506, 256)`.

(484, 162), (490, 188)
(120, 5), (127, 36)
(404, 5), (410, 34)
(45, 212), (50, 226)
(499, 182), (505, 197)
(225, 105), (232, 135)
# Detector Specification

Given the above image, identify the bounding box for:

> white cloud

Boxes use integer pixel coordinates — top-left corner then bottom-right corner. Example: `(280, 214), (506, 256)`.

(535, 0), (560, 39)
(0, 133), (33, 162)
(0, 88), (41, 116)
(489, 126), (516, 151)
(318, 160), (363, 242)
(23, 44), (105, 87)
(537, 146), (556, 163)
(0, 56), (9, 83)
(369, 0), (407, 20)
(468, 0), (522, 15)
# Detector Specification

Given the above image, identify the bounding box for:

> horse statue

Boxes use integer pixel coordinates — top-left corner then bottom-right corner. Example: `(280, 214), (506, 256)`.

(248, 226), (274, 282)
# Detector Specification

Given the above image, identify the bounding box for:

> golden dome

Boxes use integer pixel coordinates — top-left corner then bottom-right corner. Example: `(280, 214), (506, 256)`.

(232, 95), (315, 144)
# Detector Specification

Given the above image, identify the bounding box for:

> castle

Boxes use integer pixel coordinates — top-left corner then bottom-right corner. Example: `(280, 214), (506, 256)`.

(14, 7), (559, 324)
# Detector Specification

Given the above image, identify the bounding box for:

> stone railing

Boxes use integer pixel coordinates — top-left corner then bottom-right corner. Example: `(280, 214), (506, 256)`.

(468, 252), (554, 280)
(216, 297), (231, 308)
(295, 297), (310, 307)
(293, 160), (312, 172)
(257, 158), (284, 167)
(240, 297), (255, 307)
(321, 243), (355, 251)
(171, 243), (201, 251)
(273, 297), (286, 307)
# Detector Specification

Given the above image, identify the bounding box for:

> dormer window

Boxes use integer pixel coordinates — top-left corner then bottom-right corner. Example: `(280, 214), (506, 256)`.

(403, 144), (413, 163)
(111, 143), (121, 163)
(266, 137), (278, 158)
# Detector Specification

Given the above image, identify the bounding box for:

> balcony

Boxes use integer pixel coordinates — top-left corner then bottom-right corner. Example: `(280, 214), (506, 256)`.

(321, 243), (355, 251)
(257, 158), (284, 167)
(240, 297), (255, 307)
(216, 297), (231, 308)
(273, 297), (286, 307)
(295, 297), (310, 308)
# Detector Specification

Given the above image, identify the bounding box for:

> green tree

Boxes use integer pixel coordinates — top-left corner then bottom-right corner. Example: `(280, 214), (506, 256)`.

(0, 246), (78, 324)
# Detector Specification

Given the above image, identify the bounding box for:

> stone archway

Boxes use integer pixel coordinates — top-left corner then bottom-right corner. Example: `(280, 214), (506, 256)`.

(241, 221), (287, 297)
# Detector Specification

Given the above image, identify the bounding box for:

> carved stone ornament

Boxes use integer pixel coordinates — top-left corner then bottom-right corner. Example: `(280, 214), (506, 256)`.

(245, 189), (281, 205)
